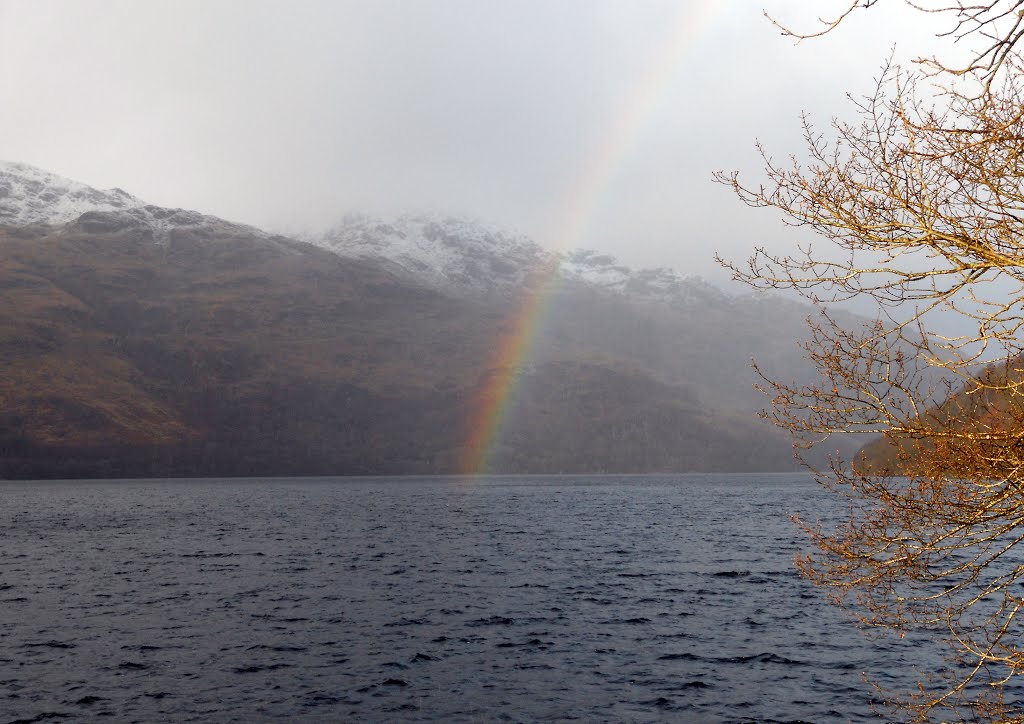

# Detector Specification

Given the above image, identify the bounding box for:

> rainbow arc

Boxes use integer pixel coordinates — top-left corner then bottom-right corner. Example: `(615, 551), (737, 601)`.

(458, 6), (720, 475)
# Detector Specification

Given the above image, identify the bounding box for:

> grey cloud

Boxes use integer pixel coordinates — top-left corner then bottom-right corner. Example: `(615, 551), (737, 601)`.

(0, 0), (948, 282)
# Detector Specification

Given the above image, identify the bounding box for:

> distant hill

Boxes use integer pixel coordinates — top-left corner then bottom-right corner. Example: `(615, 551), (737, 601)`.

(856, 359), (1024, 477)
(0, 161), (851, 478)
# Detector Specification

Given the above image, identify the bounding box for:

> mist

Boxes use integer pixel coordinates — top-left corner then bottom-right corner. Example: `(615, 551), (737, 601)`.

(0, 1), (947, 283)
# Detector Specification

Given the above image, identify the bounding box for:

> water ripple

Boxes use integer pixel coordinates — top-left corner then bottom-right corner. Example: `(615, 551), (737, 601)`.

(0, 474), (955, 721)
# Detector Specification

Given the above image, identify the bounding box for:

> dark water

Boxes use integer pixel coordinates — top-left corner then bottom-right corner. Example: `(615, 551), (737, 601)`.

(0, 474), (948, 722)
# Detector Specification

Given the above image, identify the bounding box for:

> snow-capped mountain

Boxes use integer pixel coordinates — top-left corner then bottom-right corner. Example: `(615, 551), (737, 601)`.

(318, 212), (553, 298)
(0, 161), (271, 245)
(0, 161), (853, 478)
(318, 212), (728, 307)
(559, 248), (729, 307)
(1, 160), (725, 308)
(0, 161), (145, 225)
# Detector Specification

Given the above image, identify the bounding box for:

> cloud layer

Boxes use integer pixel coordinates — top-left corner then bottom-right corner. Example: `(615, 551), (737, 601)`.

(0, 0), (946, 280)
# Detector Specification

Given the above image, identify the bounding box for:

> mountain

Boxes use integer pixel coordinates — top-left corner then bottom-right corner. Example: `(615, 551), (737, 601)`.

(318, 212), (728, 306)
(318, 213), (550, 298)
(316, 212), (829, 413)
(0, 162), (841, 478)
(0, 161), (280, 246)
(856, 358), (1024, 477)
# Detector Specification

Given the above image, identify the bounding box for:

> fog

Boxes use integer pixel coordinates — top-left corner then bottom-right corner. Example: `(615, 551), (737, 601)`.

(0, 0), (948, 283)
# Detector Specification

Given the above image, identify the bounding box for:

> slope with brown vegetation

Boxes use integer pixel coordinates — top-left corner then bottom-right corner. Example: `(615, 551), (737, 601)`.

(856, 357), (1024, 479)
(0, 213), (809, 478)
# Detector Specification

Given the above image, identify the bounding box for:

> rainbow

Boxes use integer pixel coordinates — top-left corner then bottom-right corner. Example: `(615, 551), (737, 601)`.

(458, 5), (722, 475)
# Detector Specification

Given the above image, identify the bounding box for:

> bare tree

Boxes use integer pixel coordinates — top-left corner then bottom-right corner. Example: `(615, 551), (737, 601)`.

(766, 1), (1024, 89)
(717, 2), (1024, 720)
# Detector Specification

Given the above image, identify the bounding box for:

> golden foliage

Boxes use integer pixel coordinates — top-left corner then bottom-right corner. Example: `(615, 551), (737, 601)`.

(720, 2), (1024, 719)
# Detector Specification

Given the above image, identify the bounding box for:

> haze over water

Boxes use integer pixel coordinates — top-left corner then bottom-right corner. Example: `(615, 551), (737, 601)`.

(0, 474), (971, 722)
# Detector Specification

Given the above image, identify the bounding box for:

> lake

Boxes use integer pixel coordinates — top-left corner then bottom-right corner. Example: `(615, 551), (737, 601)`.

(0, 474), (954, 722)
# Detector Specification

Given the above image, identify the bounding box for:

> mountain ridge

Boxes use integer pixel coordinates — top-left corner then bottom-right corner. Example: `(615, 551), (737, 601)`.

(317, 211), (732, 309)
(0, 161), (845, 478)
(1, 161), (739, 310)
(0, 160), (285, 247)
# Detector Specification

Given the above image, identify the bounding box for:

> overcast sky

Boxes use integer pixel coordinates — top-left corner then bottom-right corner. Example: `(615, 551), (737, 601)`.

(0, 1), (950, 283)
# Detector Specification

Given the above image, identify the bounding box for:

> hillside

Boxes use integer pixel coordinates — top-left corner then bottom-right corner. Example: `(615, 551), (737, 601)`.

(318, 212), (841, 413)
(0, 162), (841, 478)
(856, 359), (1024, 478)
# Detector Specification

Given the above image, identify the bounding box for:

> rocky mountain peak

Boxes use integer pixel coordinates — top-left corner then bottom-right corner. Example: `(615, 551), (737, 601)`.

(317, 211), (727, 308)
(0, 161), (147, 227)
(0, 161), (272, 245)
(0, 161), (726, 308)
(559, 248), (729, 308)
(318, 212), (553, 297)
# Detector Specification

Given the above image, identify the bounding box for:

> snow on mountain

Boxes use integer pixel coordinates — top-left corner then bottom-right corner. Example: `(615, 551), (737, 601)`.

(0, 161), (272, 244)
(318, 212), (553, 297)
(0, 161), (147, 225)
(318, 212), (727, 307)
(560, 248), (728, 306)
(0, 161), (726, 307)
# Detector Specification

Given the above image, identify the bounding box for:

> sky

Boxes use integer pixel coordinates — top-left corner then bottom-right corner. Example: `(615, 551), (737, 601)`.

(0, 0), (950, 284)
